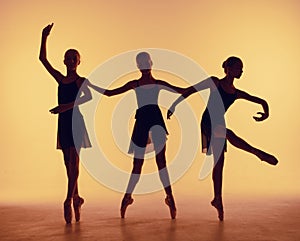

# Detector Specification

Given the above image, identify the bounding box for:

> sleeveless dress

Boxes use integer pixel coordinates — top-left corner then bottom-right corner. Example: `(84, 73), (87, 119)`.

(201, 82), (238, 154)
(56, 79), (91, 150)
(128, 81), (168, 155)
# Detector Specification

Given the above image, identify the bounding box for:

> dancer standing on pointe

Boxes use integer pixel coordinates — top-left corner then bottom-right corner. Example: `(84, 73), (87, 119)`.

(39, 23), (92, 224)
(167, 56), (278, 221)
(88, 52), (186, 219)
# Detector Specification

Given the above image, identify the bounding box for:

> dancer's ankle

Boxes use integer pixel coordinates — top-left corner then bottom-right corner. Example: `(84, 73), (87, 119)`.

(166, 193), (174, 198)
(214, 195), (222, 201)
(73, 194), (80, 199)
(124, 193), (132, 199)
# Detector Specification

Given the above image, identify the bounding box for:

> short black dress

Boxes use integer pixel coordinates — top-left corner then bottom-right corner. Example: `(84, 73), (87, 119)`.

(128, 81), (168, 155)
(56, 79), (91, 150)
(201, 82), (238, 154)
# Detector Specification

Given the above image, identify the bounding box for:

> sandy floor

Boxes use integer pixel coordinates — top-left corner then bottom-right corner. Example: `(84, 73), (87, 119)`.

(1, 197), (299, 241)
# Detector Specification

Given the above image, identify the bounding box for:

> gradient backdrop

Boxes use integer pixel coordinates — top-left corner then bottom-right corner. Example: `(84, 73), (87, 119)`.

(1, 0), (299, 204)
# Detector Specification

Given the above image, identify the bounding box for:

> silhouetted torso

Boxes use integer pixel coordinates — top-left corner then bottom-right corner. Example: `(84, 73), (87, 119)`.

(58, 80), (80, 113)
(128, 80), (167, 154)
(57, 79), (91, 149)
(135, 83), (159, 107)
(201, 81), (238, 154)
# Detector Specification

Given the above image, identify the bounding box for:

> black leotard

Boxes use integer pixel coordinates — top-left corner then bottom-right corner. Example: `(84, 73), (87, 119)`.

(201, 81), (238, 154)
(57, 79), (91, 149)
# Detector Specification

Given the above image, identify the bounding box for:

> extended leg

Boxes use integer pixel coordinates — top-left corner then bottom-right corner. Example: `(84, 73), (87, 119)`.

(226, 129), (278, 165)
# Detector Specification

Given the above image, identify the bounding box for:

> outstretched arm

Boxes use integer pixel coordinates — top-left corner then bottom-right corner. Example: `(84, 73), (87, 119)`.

(39, 23), (64, 83)
(50, 78), (92, 114)
(167, 77), (216, 119)
(156, 80), (187, 94)
(88, 80), (136, 97)
(88, 82), (106, 95)
(237, 90), (269, 121)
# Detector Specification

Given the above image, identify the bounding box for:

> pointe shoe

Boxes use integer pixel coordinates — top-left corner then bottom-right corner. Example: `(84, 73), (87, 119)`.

(165, 195), (177, 219)
(256, 151), (278, 165)
(64, 199), (72, 224)
(211, 197), (224, 221)
(120, 196), (134, 218)
(73, 196), (84, 222)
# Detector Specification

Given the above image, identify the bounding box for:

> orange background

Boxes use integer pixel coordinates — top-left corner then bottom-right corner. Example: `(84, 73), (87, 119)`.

(1, 0), (299, 204)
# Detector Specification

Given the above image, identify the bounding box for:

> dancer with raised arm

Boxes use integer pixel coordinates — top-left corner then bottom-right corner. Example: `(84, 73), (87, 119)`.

(39, 23), (92, 224)
(167, 56), (278, 221)
(89, 52), (186, 219)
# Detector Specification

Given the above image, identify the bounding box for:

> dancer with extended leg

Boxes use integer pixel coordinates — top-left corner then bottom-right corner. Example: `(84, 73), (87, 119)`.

(168, 56), (278, 221)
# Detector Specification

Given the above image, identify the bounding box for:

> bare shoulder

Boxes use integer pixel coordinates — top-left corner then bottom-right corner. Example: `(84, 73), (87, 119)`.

(155, 79), (168, 86)
(76, 77), (89, 88)
(236, 89), (250, 99)
(210, 76), (220, 86)
(155, 79), (177, 90)
(127, 79), (138, 88)
(207, 76), (220, 90)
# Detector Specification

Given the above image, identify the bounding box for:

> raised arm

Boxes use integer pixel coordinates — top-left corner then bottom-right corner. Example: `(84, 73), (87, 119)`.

(167, 77), (216, 119)
(39, 23), (64, 83)
(88, 80), (136, 97)
(237, 90), (269, 121)
(50, 78), (92, 114)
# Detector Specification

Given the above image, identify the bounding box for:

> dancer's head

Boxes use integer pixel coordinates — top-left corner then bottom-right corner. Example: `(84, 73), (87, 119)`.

(222, 56), (243, 79)
(64, 49), (81, 71)
(136, 52), (152, 73)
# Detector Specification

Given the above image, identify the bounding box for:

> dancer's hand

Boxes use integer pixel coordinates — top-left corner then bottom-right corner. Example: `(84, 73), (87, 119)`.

(167, 105), (175, 119)
(253, 112), (268, 121)
(42, 23), (54, 38)
(49, 105), (63, 114)
(49, 103), (72, 114)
